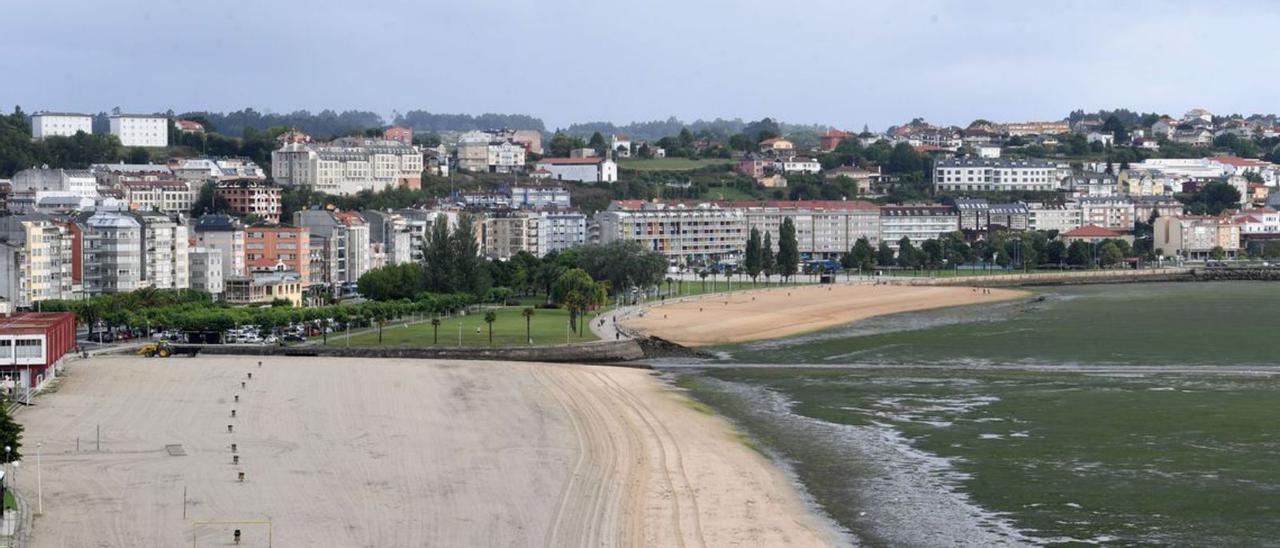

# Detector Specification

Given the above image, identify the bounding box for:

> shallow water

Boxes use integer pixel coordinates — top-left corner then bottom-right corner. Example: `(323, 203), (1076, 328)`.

(673, 282), (1280, 546)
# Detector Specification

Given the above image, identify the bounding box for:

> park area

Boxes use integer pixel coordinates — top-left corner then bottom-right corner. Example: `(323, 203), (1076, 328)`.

(323, 305), (598, 347)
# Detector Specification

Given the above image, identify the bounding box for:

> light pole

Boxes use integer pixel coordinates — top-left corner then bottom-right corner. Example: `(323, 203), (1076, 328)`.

(36, 441), (41, 515)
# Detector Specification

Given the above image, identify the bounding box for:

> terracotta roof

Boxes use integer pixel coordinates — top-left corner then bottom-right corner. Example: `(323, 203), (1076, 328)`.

(1063, 224), (1124, 238)
(1211, 156), (1269, 167)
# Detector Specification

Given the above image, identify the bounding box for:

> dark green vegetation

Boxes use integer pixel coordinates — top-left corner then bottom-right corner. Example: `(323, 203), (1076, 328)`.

(681, 369), (1280, 546)
(330, 306), (596, 348)
(723, 282), (1278, 365)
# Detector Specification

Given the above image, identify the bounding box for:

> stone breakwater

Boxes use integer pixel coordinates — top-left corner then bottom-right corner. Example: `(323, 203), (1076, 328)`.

(1187, 267), (1280, 282)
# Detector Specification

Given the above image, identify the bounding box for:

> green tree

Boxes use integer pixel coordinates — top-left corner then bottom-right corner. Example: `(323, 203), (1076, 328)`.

(521, 307), (535, 345)
(1098, 241), (1122, 266)
(744, 228), (763, 283)
(431, 317), (441, 345)
(552, 268), (599, 333)
(876, 241), (896, 267)
(126, 146), (150, 164)
(1067, 240), (1091, 266)
(896, 237), (918, 268)
(776, 218), (800, 280)
(587, 132), (607, 156)
(450, 214), (489, 296)
(1045, 240), (1067, 265)
(0, 404), (22, 461)
(848, 237), (875, 272)
(761, 231), (776, 282)
(1210, 246), (1226, 260)
(423, 214), (454, 293)
(483, 310), (497, 345)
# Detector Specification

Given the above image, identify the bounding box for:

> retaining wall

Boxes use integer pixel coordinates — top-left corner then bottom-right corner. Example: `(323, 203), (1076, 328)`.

(196, 338), (649, 364)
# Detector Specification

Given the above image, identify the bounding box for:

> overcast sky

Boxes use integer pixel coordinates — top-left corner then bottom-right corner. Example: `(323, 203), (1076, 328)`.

(4, 0), (1279, 130)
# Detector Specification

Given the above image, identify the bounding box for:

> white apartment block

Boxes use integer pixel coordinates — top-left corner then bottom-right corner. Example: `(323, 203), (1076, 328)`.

(508, 185), (571, 209)
(455, 131), (492, 172)
(80, 212), (143, 295)
(481, 212), (540, 259)
(879, 206), (960, 246)
(188, 247), (224, 297)
(738, 201), (881, 260)
(934, 158), (1058, 192)
(487, 141), (527, 173)
(595, 201), (746, 264)
(0, 215), (75, 308)
(30, 112), (93, 139)
(132, 211), (189, 290)
(272, 138), (423, 195)
(535, 157), (618, 183)
(11, 167), (98, 199)
(536, 210), (588, 256)
(109, 114), (169, 147)
(1076, 197), (1135, 232)
(1026, 202), (1083, 233)
(774, 157), (823, 175)
(122, 181), (194, 216)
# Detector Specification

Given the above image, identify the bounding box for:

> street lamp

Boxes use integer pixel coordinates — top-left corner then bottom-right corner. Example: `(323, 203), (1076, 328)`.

(35, 442), (41, 515)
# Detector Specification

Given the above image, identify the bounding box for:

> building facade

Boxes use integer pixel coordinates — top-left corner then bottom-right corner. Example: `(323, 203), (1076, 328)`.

(272, 138), (423, 195)
(933, 158), (1057, 192)
(192, 214), (246, 283)
(879, 205), (960, 246)
(109, 114), (169, 147)
(215, 180), (282, 224)
(534, 158), (618, 183)
(188, 246), (224, 297)
(79, 211), (143, 295)
(30, 112), (93, 139)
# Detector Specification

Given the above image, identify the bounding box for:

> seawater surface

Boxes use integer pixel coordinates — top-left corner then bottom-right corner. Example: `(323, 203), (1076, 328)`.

(673, 282), (1280, 546)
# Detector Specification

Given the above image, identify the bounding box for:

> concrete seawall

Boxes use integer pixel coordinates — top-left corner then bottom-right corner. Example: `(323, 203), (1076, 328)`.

(190, 337), (698, 365)
(904, 268), (1193, 287)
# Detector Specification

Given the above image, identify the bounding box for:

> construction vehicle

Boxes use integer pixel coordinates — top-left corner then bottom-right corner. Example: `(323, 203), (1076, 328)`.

(137, 341), (201, 358)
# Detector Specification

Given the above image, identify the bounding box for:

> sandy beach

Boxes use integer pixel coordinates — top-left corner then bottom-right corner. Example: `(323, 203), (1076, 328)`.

(13, 356), (836, 547)
(624, 283), (1027, 346)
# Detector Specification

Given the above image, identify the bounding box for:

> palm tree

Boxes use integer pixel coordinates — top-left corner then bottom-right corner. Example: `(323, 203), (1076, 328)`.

(521, 307), (535, 345)
(430, 317), (441, 345)
(665, 277), (674, 298)
(484, 311), (497, 345)
(699, 270), (708, 293)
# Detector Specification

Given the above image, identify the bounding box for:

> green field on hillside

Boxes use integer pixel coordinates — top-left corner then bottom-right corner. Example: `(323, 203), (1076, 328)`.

(618, 158), (733, 171)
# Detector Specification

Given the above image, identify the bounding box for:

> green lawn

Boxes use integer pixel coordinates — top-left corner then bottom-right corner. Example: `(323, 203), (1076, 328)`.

(326, 306), (599, 348)
(618, 158), (733, 171)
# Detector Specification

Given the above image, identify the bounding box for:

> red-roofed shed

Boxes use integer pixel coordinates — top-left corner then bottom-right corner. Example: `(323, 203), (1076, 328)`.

(0, 312), (77, 396)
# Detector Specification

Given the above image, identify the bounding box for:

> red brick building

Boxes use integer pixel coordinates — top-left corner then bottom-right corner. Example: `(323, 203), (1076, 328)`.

(215, 180), (282, 224)
(383, 126), (413, 145)
(245, 226), (311, 284)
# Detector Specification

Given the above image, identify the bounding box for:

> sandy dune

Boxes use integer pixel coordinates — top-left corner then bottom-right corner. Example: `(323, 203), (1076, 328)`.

(14, 356), (836, 547)
(624, 283), (1027, 346)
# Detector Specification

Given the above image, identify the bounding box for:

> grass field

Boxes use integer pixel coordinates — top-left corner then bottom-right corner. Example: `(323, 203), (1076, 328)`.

(618, 158), (733, 171)
(326, 306), (599, 347)
(697, 185), (759, 201)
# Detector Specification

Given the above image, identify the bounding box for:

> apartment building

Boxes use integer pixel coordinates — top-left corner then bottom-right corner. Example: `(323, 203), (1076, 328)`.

(109, 114), (169, 147)
(486, 141), (527, 173)
(933, 158), (1057, 192)
(1025, 202), (1083, 233)
(737, 200), (881, 260)
(1077, 197), (1135, 232)
(774, 157), (822, 175)
(215, 180), (282, 224)
(30, 112), (93, 139)
(79, 211), (143, 295)
(596, 201), (746, 264)
(534, 157), (618, 183)
(1131, 196), (1185, 222)
(481, 211), (540, 259)
(335, 212), (370, 282)
(188, 246), (224, 297)
(879, 205), (960, 246)
(130, 211), (189, 290)
(245, 226), (310, 284)
(294, 210), (349, 290)
(535, 210), (588, 256)
(272, 138), (423, 195)
(11, 167), (98, 199)
(0, 215), (74, 308)
(955, 199), (1030, 231)
(121, 181), (193, 215)
(506, 185), (571, 209)
(361, 210), (413, 266)
(1154, 215), (1241, 259)
(192, 214), (246, 283)
(1065, 171), (1118, 197)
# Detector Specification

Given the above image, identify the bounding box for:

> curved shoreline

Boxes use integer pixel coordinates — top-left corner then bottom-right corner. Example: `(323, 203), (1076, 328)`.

(623, 283), (1028, 347)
